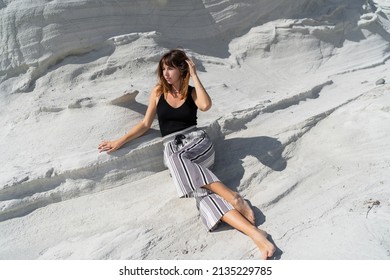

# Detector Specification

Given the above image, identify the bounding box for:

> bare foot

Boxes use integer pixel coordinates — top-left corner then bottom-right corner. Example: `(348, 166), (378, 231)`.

(232, 194), (255, 225)
(251, 229), (276, 260)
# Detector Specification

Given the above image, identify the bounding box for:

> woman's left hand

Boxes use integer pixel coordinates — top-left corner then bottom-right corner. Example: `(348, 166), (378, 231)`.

(186, 59), (197, 77)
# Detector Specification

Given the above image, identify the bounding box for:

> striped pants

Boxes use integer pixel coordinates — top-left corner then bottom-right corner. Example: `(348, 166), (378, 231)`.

(163, 126), (233, 231)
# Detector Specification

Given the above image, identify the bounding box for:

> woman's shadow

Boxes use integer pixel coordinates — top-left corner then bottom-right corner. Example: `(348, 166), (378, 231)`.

(211, 135), (286, 259)
(213, 135), (287, 187)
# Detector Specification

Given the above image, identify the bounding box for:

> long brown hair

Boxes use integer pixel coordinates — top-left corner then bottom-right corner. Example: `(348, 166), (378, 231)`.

(156, 49), (190, 100)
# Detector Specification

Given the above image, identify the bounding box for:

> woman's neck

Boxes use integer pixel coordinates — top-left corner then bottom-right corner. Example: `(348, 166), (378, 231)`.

(171, 82), (180, 94)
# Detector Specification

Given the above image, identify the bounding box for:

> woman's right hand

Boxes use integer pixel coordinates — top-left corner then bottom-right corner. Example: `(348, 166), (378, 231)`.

(98, 86), (159, 154)
(98, 140), (122, 153)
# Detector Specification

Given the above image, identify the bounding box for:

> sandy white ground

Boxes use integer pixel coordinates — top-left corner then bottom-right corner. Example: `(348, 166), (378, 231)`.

(0, 0), (389, 259)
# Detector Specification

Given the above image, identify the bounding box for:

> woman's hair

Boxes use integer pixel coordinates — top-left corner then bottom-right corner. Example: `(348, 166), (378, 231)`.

(156, 49), (190, 100)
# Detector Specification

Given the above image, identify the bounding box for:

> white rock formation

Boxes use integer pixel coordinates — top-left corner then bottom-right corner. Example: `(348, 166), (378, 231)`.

(0, 0), (389, 260)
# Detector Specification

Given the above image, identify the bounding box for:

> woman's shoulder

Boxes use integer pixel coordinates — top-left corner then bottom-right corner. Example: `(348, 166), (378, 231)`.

(151, 84), (163, 106)
(150, 85), (163, 97)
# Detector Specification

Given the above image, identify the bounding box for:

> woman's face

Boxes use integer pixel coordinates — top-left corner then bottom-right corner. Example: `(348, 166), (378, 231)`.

(162, 63), (181, 85)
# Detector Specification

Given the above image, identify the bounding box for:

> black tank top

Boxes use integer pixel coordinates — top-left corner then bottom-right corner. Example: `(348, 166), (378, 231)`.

(157, 86), (198, 137)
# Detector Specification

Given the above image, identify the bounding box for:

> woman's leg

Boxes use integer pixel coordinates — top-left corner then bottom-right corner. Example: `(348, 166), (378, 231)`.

(203, 181), (255, 225)
(222, 209), (276, 260)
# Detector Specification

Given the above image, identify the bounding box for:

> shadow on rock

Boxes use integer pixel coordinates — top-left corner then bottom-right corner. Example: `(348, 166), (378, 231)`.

(213, 136), (287, 189)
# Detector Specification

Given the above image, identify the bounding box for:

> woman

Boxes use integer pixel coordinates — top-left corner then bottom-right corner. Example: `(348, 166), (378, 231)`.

(98, 49), (275, 259)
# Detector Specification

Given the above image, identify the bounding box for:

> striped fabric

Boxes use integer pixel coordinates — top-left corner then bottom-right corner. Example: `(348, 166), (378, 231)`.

(195, 193), (234, 231)
(163, 127), (234, 231)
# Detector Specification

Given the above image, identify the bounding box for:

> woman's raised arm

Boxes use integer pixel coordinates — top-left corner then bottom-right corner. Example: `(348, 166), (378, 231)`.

(186, 59), (212, 111)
